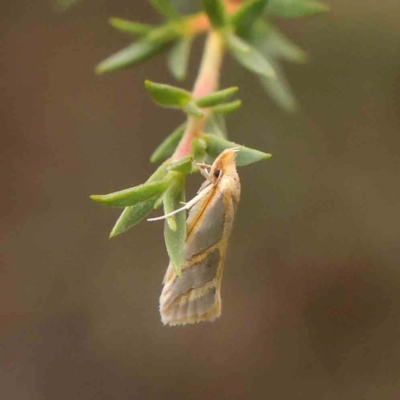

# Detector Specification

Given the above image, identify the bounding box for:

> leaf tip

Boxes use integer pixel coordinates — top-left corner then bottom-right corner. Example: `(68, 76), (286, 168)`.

(167, 216), (177, 231)
(173, 262), (183, 276)
(94, 64), (106, 75)
(109, 229), (118, 239)
(252, 151), (272, 162)
(90, 194), (102, 202)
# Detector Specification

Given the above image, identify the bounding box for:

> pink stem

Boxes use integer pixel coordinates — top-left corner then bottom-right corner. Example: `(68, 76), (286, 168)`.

(172, 31), (224, 160)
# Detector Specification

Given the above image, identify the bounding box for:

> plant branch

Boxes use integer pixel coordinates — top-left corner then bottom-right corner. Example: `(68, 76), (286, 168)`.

(172, 30), (225, 160)
(186, 1), (241, 35)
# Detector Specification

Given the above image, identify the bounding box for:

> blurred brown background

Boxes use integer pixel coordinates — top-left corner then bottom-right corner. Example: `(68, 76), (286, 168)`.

(1, 1), (400, 399)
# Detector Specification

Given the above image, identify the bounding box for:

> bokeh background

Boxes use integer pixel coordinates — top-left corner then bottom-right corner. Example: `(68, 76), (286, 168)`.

(2, 1), (400, 399)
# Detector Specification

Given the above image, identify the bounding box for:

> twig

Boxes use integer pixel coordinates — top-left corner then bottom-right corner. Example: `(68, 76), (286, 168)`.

(172, 31), (225, 160)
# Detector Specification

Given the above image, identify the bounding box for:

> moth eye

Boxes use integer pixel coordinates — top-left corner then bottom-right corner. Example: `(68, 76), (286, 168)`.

(214, 169), (221, 179)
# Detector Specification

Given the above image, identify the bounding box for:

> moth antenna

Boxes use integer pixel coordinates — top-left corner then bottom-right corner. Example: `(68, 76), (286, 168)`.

(199, 168), (212, 182)
(147, 206), (187, 222)
(193, 161), (213, 182)
(196, 162), (212, 169)
(147, 185), (213, 222)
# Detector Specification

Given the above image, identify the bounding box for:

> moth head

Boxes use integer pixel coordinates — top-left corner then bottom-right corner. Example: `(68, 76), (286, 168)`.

(210, 148), (239, 181)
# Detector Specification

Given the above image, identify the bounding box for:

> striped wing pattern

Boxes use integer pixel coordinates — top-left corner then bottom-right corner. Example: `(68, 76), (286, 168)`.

(160, 177), (239, 326)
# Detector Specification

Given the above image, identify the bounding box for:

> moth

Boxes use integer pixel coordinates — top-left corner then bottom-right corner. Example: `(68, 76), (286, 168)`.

(151, 148), (241, 326)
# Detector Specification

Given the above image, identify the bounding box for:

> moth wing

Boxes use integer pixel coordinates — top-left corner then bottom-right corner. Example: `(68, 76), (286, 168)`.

(185, 187), (226, 260)
(160, 187), (236, 326)
(160, 249), (223, 326)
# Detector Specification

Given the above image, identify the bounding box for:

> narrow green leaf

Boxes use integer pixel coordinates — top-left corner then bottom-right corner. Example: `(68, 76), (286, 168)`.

(148, 158), (171, 182)
(167, 37), (192, 80)
(195, 87), (238, 108)
(167, 155), (193, 174)
(146, 23), (178, 44)
(109, 160), (170, 237)
(226, 31), (250, 52)
(203, 134), (272, 166)
(266, 0), (328, 18)
(164, 175), (186, 275)
(203, 0), (227, 28)
(163, 174), (180, 231)
(109, 197), (160, 238)
(237, 148), (272, 167)
(150, 122), (186, 163)
(259, 61), (298, 112)
(96, 23), (179, 74)
(253, 21), (306, 63)
(90, 180), (169, 208)
(209, 99), (242, 114)
(226, 33), (275, 78)
(204, 113), (227, 138)
(154, 194), (165, 209)
(145, 80), (192, 108)
(269, 27), (306, 63)
(182, 101), (204, 118)
(231, 0), (269, 38)
(109, 18), (153, 35)
(151, 0), (181, 20)
(191, 138), (207, 162)
(96, 39), (165, 74)
(248, 21), (300, 111)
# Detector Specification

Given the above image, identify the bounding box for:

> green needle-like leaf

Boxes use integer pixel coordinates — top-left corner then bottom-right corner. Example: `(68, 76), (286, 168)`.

(167, 37), (192, 80)
(163, 174), (186, 275)
(150, 122), (186, 163)
(90, 180), (169, 208)
(248, 20), (301, 110)
(146, 23), (178, 43)
(259, 61), (298, 112)
(191, 138), (207, 162)
(151, 0), (181, 20)
(96, 39), (165, 74)
(203, 0), (227, 28)
(109, 18), (153, 35)
(167, 155), (193, 174)
(110, 197), (160, 238)
(182, 101), (204, 118)
(96, 23), (179, 74)
(204, 113), (227, 138)
(231, 0), (269, 38)
(268, 28), (306, 63)
(203, 134), (272, 166)
(209, 100), (242, 114)
(109, 160), (170, 237)
(266, 0), (328, 18)
(226, 33), (275, 78)
(153, 194), (165, 210)
(253, 21), (306, 63)
(145, 80), (192, 108)
(195, 87), (238, 108)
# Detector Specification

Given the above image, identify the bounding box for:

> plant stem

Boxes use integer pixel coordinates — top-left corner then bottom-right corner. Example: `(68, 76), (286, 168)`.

(172, 31), (225, 160)
(186, 1), (241, 36)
